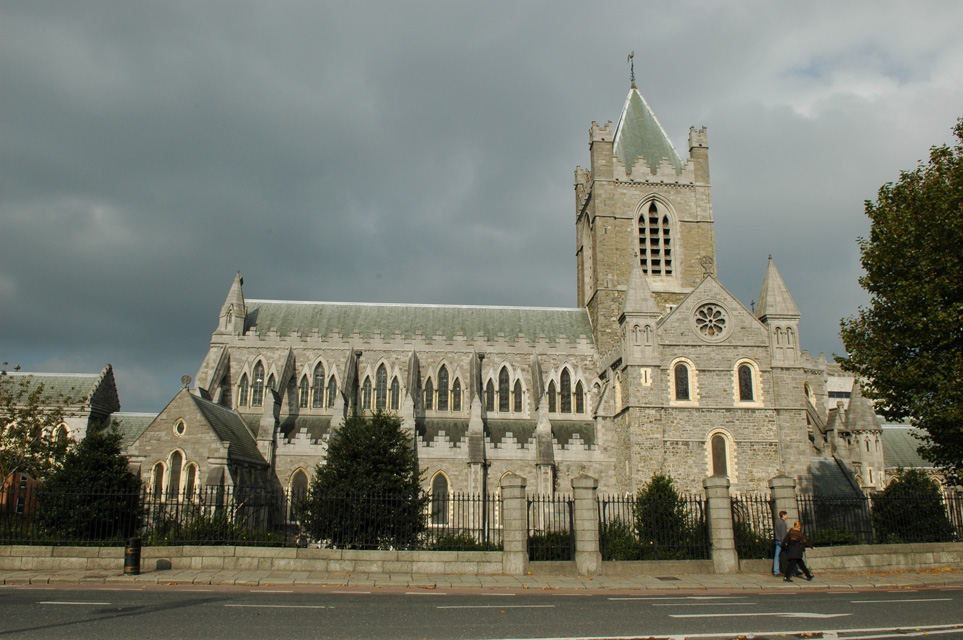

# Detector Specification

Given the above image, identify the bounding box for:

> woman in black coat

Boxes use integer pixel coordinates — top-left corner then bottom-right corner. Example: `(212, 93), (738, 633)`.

(781, 521), (814, 582)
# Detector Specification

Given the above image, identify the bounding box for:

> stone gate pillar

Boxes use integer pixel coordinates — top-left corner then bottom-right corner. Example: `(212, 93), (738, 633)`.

(571, 474), (601, 576)
(500, 473), (528, 576)
(768, 475), (798, 524)
(703, 475), (738, 574)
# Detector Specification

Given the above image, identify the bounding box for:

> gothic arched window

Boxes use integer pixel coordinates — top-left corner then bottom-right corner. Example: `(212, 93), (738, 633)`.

(327, 376), (338, 408)
(312, 363), (325, 408)
(431, 473), (449, 526)
(389, 377), (400, 411)
(251, 363), (265, 407)
(738, 364), (754, 402)
(425, 378), (434, 410)
(485, 380), (495, 412)
(184, 464), (197, 500)
(290, 469), (309, 502)
(238, 374), (249, 407)
(498, 367), (510, 413)
(452, 379), (461, 411)
(639, 201), (673, 276)
(560, 369), (572, 413)
(674, 363), (690, 401)
(375, 364), (388, 410)
(152, 462), (165, 497)
(168, 451), (183, 500)
(575, 381), (585, 413)
(548, 381), (557, 413)
(298, 376), (310, 408)
(361, 376), (372, 410)
(438, 366), (449, 411)
(513, 380), (522, 413)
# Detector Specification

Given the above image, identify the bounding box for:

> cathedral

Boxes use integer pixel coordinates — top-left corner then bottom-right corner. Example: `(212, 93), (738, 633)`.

(121, 77), (887, 499)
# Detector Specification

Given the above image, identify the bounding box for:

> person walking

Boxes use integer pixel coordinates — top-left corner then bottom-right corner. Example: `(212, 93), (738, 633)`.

(781, 520), (814, 582)
(773, 510), (788, 576)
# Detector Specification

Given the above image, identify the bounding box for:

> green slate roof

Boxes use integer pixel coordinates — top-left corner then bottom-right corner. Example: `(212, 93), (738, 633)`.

(110, 413), (156, 448)
(4, 371), (107, 406)
(244, 301), (594, 345)
(190, 394), (262, 463)
(881, 425), (933, 469)
(613, 87), (685, 176)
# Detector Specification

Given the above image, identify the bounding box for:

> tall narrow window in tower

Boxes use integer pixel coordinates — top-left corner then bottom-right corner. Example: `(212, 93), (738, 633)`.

(513, 380), (522, 412)
(485, 380), (495, 411)
(639, 201), (672, 276)
(548, 381), (557, 413)
(711, 435), (728, 477)
(312, 363), (325, 408)
(575, 381), (585, 413)
(238, 374), (249, 407)
(375, 364), (388, 410)
(389, 377), (400, 411)
(498, 367), (510, 412)
(738, 364), (754, 402)
(251, 363), (265, 407)
(361, 376), (372, 410)
(298, 375), (309, 408)
(675, 363), (690, 401)
(425, 378), (434, 410)
(438, 366), (449, 411)
(326, 376), (338, 408)
(452, 379), (462, 411)
(560, 369), (572, 413)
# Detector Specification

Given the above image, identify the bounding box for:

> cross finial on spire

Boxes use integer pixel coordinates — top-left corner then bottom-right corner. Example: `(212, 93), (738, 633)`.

(627, 51), (636, 88)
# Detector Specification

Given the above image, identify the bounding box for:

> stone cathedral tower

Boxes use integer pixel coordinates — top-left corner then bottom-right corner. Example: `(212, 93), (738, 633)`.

(575, 79), (714, 356)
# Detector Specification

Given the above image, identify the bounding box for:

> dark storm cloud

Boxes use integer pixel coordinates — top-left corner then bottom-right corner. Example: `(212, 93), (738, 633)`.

(2, 1), (962, 411)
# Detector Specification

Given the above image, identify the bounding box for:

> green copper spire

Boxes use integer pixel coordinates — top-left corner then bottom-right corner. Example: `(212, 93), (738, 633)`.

(613, 87), (685, 176)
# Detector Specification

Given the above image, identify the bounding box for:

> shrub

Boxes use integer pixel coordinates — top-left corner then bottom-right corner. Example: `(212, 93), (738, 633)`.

(871, 469), (955, 543)
(808, 528), (860, 547)
(528, 530), (572, 561)
(600, 520), (642, 561)
(426, 532), (502, 551)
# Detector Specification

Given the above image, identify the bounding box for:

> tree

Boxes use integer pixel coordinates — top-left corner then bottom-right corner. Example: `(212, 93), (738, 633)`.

(298, 411), (426, 548)
(635, 473), (704, 559)
(0, 368), (76, 486)
(36, 426), (143, 541)
(871, 469), (955, 543)
(840, 119), (963, 484)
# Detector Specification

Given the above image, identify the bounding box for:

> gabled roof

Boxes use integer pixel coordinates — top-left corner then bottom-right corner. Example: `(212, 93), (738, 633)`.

(186, 393), (262, 462)
(810, 457), (863, 497)
(881, 425), (933, 469)
(243, 300), (594, 345)
(110, 412), (156, 448)
(2, 365), (120, 413)
(613, 87), (685, 176)
(756, 257), (800, 320)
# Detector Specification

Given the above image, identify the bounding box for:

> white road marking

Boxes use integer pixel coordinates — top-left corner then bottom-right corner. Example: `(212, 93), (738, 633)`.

(654, 602), (755, 607)
(39, 601), (111, 606)
(225, 604), (328, 609)
(670, 611), (852, 619)
(437, 604), (555, 609)
(851, 598), (953, 603)
(609, 596), (745, 601)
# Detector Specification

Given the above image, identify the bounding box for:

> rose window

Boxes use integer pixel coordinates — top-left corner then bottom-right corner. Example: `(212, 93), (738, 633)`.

(695, 304), (727, 338)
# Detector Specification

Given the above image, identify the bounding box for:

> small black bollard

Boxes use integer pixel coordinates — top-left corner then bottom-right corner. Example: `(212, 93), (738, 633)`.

(124, 537), (141, 575)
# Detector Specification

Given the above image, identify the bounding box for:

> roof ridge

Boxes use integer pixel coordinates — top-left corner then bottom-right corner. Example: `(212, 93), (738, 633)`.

(247, 299), (585, 312)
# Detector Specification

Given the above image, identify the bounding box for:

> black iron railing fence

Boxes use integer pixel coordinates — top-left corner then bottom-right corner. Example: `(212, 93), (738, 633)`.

(730, 493), (773, 559)
(597, 493), (710, 561)
(796, 490), (963, 546)
(0, 485), (502, 549)
(527, 494), (574, 561)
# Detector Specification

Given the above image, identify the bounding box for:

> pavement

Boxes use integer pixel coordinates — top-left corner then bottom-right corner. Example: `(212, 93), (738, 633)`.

(3, 566), (963, 592)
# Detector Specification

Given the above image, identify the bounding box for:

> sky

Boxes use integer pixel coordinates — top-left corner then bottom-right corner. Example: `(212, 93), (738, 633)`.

(2, 1), (962, 414)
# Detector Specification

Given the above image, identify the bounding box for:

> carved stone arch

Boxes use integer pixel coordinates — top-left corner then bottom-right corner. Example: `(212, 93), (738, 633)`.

(668, 356), (699, 405)
(430, 470), (451, 525)
(732, 358), (763, 407)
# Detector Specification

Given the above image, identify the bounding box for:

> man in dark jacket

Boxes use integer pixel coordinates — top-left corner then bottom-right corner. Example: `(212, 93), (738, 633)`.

(782, 521), (814, 582)
(773, 510), (788, 575)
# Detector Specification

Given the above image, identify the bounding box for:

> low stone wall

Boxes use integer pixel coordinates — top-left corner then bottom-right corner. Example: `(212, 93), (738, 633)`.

(0, 545), (503, 575)
(2, 543), (963, 575)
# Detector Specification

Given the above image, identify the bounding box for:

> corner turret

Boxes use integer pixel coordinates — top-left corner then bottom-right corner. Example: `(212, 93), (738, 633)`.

(217, 272), (247, 336)
(756, 257), (801, 365)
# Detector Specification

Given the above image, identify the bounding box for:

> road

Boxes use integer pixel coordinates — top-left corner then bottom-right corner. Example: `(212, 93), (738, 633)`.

(1, 584), (962, 639)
